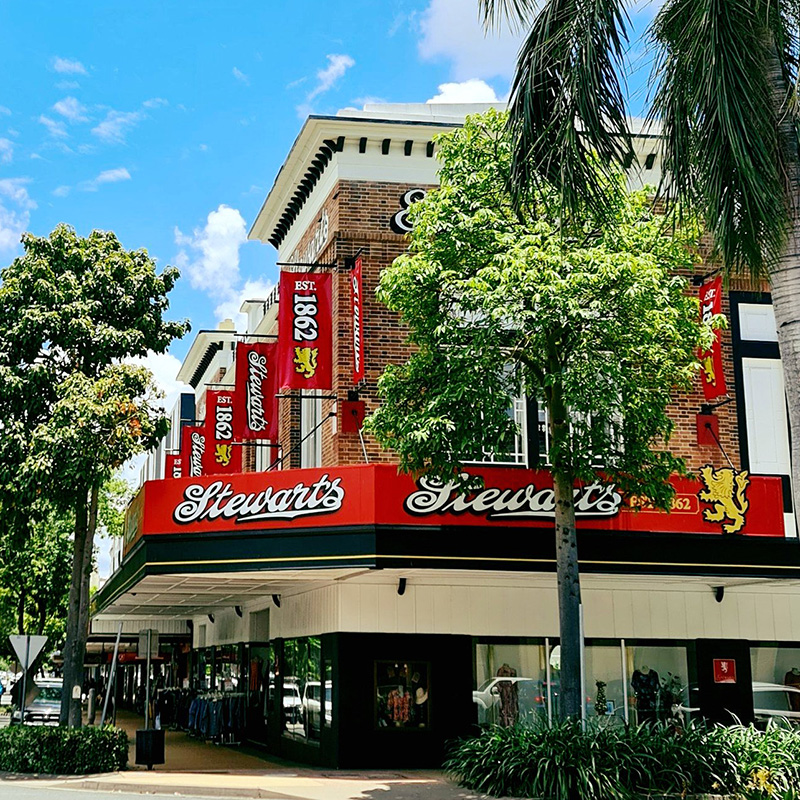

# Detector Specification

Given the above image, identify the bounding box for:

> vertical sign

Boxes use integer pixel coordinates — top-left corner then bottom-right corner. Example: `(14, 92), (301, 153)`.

(165, 454), (183, 479)
(278, 271), (332, 390)
(203, 390), (242, 474)
(699, 276), (727, 401)
(234, 341), (278, 440)
(181, 424), (206, 478)
(713, 658), (737, 684)
(350, 256), (365, 385)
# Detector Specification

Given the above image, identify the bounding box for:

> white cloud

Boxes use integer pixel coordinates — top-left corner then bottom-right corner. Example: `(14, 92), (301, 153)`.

(427, 79), (500, 103)
(52, 56), (88, 75)
(127, 350), (187, 414)
(0, 106), (10, 116)
(0, 178), (36, 256)
(38, 114), (68, 138)
(232, 67), (249, 85)
(79, 166), (132, 192)
(174, 205), (267, 329)
(91, 109), (145, 143)
(214, 278), (275, 330)
(174, 204), (247, 296)
(418, 0), (522, 81)
(56, 80), (80, 90)
(53, 96), (88, 122)
(52, 185), (70, 197)
(143, 97), (168, 108)
(0, 138), (13, 164)
(307, 54), (355, 101)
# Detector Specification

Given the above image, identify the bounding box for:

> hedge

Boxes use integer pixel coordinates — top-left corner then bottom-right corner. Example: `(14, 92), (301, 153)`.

(0, 725), (128, 774)
(444, 719), (800, 799)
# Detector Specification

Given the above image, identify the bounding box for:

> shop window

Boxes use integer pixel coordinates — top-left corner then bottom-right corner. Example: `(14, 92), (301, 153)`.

(300, 392), (323, 468)
(624, 644), (688, 725)
(751, 646), (800, 714)
(375, 661), (430, 729)
(323, 658), (332, 729)
(215, 644), (242, 692)
(282, 636), (322, 743)
(585, 646), (625, 725)
(474, 642), (551, 727)
(195, 648), (212, 691)
(248, 644), (273, 741)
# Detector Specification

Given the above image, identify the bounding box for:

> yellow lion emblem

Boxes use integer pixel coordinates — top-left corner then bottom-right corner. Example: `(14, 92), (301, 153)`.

(698, 465), (750, 534)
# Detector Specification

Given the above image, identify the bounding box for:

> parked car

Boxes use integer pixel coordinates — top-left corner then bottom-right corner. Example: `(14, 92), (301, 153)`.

(677, 682), (800, 727)
(11, 678), (62, 726)
(282, 679), (302, 725)
(302, 680), (332, 738)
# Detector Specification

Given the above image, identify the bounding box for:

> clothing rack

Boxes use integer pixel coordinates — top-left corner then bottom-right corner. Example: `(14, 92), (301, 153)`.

(186, 691), (246, 745)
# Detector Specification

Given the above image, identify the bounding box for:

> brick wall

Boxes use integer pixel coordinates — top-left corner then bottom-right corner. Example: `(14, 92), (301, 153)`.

(276, 178), (759, 477)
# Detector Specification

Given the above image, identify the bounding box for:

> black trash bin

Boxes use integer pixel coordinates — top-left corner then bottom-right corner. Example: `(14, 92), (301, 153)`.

(135, 728), (165, 770)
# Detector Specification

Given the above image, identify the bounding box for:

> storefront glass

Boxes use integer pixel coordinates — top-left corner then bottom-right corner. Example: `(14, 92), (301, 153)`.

(247, 644), (273, 741)
(475, 641), (549, 727)
(282, 636), (322, 743)
(751, 646), (800, 717)
(215, 644), (242, 691)
(195, 648), (212, 691)
(624, 644), (688, 725)
(585, 645), (624, 725)
(375, 661), (430, 729)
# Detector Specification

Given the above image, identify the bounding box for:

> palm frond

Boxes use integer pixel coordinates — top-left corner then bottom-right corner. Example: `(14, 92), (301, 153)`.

(479, 0), (540, 32)
(650, 0), (794, 277)
(505, 0), (633, 222)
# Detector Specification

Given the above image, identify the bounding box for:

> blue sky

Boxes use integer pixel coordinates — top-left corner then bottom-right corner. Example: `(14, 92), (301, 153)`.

(0, 0), (657, 400)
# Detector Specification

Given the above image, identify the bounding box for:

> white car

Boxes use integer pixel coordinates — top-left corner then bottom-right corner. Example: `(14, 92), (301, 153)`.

(678, 682), (800, 727)
(11, 678), (62, 726)
(302, 680), (332, 738)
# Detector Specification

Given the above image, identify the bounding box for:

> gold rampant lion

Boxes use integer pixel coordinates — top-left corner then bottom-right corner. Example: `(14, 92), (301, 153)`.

(698, 465), (750, 534)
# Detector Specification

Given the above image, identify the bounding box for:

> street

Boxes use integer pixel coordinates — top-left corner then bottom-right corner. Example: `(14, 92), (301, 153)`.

(2, 788), (224, 800)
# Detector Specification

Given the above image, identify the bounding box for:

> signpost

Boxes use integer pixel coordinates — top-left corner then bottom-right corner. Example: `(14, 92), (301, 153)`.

(8, 635), (48, 725)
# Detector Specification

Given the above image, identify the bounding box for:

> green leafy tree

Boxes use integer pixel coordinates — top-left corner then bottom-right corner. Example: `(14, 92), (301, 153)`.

(0, 224), (188, 726)
(367, 112), (714, 718)
(479, 0), (800, 525)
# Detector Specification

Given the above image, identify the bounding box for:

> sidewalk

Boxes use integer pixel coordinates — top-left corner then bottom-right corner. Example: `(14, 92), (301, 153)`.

(0, 710), (489, 799)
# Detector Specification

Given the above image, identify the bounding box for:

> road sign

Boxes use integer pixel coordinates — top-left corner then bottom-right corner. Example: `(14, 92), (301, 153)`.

(9, 635), (48, 671)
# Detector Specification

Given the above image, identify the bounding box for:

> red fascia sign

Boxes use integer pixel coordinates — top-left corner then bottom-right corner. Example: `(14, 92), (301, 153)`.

(278, 271), (332, 390)
(699, 276), (727, 401)
(124, 464), (784, 551)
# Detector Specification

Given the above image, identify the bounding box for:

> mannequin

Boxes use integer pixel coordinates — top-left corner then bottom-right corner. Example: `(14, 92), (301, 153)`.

(631, 665), (660, 722)
(784, 667), (800, 711)
(496, 663), (519, 727)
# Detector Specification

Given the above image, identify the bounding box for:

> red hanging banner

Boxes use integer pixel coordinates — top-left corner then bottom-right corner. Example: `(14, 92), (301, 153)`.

(203, 390), (242, 475)
(278, 271), (332, 390)
(165, 454), (183, 479)
(699, 276), (727, 401)
(181, 424), (206, 478)
(350, 256), (365, 385)
(234, 341), (278, 440)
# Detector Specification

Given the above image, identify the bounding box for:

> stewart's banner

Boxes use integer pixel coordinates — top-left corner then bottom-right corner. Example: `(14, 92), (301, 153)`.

(181, 424), (206, 478)
(699, 275), (727, 401)
(350, 256), (364, 385)
(278, 271), (332, 390)
(124, 464), (784, 552)
(165, 454), (183, 479)
(234, 341), (278, 440)
(203, 390), (242, 475)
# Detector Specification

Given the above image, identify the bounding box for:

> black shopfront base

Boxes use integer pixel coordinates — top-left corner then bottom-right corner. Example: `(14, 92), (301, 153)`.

(689, 638), (754, 725)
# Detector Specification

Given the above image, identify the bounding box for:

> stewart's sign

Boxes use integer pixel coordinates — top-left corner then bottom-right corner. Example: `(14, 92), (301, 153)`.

(123, 464), (784, 552)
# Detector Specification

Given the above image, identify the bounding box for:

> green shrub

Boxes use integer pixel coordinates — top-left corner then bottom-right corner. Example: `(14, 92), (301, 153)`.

(444, 719), (800, 799)
(0, 725), (128, 774)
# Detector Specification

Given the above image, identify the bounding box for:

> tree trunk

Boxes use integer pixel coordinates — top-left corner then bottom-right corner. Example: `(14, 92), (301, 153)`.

(548, 383), (583, 719)
(60, 483), (99, 727)
(767, 44), (800, 536)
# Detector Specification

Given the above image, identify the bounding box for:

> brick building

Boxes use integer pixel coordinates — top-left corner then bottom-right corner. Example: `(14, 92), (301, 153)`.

(92, 103), (798, 767)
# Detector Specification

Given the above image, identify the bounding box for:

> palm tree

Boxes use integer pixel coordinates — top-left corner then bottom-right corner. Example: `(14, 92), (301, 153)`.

(480, 0), (799, 718)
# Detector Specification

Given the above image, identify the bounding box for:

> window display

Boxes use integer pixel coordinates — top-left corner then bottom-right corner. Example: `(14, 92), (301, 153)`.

(585, 646), (624, 725)
(751, 646), (800, 715)
(375, 661), (430, 729)
(624, 645), (688, 725)
(474, 642), (549, 727)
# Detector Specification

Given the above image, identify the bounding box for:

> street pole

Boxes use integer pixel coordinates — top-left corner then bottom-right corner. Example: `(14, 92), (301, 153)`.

(19, 636), (29, 726)
(144, 629), (152, 730)
(100, 623), (122, 727)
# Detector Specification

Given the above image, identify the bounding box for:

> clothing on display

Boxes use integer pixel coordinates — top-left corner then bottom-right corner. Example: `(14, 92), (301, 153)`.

(632, 667), (661, 721)
(496, 663), (519, 728)
(187, 692), (246, 743)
